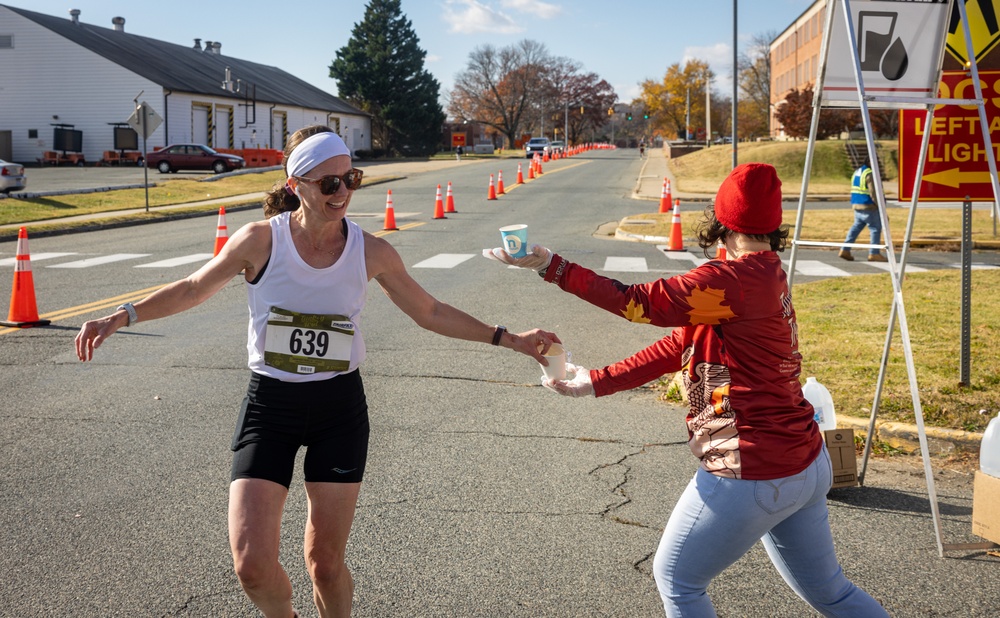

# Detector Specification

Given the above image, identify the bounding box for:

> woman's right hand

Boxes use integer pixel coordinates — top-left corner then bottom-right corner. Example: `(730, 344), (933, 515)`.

(74, 311), (127, 362)
(481, 244), (552, 272)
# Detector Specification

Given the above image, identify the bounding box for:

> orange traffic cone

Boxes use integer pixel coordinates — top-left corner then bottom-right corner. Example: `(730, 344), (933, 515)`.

(542, 151), (549, 163)
(213, 206), (229, 256)
(516, 163), (524, 184)
(433, 184), (446, 219)
(715, 241), (727, 261)
(1, 227), (50, 328)
(497, 170), (505, 195)
(445, 181), (457, 213)
(536, 157), (544, 175)
(666, 199), (684, 252)
(658, 178), (670, 214)
(383, 189), (398, 231)
(528, 162), (535, 180)
(488, 174), (497, 200)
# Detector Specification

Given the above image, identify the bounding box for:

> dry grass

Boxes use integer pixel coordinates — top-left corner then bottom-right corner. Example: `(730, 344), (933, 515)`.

(0, 171), (284, 226)
(668, 139), (898, 196)
(620, 209), (1000, 248)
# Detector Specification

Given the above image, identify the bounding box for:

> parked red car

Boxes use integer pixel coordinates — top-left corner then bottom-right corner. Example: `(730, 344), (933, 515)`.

(145, 144), (245, 174)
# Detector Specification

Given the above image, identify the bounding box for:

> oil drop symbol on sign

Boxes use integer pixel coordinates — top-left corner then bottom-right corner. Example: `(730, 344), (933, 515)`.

(858, 11), (908, 81)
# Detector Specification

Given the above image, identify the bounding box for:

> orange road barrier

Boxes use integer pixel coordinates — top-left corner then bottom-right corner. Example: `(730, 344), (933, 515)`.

(1, 227), (50, 328)
(516, 163), (524, 184)
(433, 184), (446, 219)
(445, 181), (457, 213)
(666, 198), (685, 252)
(488, 174), (497, 200)
(497, 170), (505, 195)
(383, 189), (398, 231)
(213, 206), (229, 256)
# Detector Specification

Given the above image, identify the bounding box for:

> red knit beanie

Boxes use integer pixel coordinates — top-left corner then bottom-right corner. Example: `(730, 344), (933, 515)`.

(713, 163), (782, 234)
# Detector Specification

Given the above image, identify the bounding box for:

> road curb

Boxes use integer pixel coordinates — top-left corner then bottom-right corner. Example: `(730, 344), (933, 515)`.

(837, 415), (983, 455)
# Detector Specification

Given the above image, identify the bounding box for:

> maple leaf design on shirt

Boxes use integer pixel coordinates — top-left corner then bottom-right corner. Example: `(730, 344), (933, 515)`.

(685, 286), (736, 325)
(621, 299), (652, 324)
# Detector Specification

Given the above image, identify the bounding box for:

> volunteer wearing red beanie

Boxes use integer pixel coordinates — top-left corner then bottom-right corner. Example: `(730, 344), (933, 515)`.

(484, 163), (888, 617)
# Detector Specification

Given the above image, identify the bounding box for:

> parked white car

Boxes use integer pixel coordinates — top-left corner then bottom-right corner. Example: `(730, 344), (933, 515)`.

(0, 159), (26, 194)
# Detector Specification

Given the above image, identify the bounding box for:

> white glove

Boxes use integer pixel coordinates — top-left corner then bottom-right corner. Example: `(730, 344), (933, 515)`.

(481, 244), (553, 272)
(542, 363), (594, 398)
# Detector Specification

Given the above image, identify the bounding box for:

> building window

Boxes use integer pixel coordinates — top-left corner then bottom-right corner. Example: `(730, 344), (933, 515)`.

(28, 129), (37, 138)
(0, 34), (13, 49)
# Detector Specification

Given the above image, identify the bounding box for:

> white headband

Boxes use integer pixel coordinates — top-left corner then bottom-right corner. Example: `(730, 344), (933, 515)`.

(285, 131), (351, 179)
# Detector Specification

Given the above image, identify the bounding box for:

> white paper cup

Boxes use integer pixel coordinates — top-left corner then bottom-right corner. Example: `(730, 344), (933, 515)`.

(499, 224), (528, 258)
(538, 342), (566, 381)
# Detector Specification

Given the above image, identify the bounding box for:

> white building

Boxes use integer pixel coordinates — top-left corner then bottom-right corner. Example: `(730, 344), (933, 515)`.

(0, 4), (371, 163)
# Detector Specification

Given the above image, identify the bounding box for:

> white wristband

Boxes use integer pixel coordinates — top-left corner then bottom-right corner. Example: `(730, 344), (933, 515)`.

(116, 302), (137, 326)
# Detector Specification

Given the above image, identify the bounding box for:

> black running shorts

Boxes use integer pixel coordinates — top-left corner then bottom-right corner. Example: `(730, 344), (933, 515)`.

(230, 370), (370, 487)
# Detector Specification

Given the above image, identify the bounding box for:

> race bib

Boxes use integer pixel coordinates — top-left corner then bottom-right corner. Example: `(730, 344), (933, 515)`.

(263, 307), (354, 374)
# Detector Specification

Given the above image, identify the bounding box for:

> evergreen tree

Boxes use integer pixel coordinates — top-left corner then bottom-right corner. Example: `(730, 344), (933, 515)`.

(331, 0), (445, 157)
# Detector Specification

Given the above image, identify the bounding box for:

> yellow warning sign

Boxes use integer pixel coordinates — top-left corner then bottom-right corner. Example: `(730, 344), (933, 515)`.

(946, 0), (1000, 65)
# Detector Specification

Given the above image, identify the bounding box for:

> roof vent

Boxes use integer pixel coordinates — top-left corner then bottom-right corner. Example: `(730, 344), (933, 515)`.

(212, 41), (221, 54)
(193, 38), (202, 50)
(69, 9), (81, 24)
(203, 40), (213, 53)
(111, 17), (125, 32)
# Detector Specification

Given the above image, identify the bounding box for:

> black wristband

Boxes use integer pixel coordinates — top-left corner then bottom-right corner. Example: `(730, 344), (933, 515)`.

(491, 325), (506, 346)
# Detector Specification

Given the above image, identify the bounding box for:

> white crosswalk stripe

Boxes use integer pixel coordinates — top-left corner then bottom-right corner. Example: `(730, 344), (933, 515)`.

(136, 253), (215, 268)
(864, 261), (927, 273)
(412, 253), (475, 268)
(603, 257), (648, 272)
(0, 252), (78, 266)
(786, 260), (851, 277)
(656, 245), (708, 266)
(47, 253), (151, 269)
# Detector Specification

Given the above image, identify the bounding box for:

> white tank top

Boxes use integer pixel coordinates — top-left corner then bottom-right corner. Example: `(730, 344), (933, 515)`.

(246, 212), (367, 382)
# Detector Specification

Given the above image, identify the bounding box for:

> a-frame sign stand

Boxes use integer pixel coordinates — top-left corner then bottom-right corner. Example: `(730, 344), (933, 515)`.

(788, 0), (1000, 557)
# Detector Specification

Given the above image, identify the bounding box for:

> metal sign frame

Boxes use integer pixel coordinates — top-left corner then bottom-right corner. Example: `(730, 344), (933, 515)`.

(787, 0), (999, 557)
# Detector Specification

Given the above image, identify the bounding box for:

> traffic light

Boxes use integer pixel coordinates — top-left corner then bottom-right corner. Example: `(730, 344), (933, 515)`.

(627, 114), (632, 121)
(644, 113), (649, 119)
(608, 107), (614, 116)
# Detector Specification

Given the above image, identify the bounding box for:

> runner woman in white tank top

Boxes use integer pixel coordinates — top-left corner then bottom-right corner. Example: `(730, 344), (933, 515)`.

(75, 126), (559, 618)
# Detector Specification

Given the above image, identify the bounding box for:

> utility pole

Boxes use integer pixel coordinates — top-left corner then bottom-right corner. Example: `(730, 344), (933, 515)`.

(706, 77), (712, 147)
(733, 0), (739, 168)
(685, 88), (691, 141)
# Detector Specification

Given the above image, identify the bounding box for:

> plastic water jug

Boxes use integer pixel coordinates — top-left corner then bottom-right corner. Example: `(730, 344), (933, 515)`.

(981, 411), (1000, 478)
(803, 377), (837, 432)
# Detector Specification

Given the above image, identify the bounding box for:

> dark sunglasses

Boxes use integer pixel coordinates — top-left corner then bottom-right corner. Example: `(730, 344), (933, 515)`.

(295, 169), (364, 194)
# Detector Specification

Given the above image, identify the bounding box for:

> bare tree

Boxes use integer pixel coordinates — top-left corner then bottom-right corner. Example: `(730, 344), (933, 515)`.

(737, 32), (774, 139)
(448, 40), (551, 149)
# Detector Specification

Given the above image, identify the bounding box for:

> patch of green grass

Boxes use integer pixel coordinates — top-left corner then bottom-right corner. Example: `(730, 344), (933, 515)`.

(795, 269), (1000, 432)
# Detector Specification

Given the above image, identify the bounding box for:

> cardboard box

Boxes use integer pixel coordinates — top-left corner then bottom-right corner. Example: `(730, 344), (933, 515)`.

(824, 428), (858, 489)
(972, 470), (1000, 544)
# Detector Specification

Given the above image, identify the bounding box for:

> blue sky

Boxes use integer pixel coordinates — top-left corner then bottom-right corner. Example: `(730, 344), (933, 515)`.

(11, 0), (814, 107)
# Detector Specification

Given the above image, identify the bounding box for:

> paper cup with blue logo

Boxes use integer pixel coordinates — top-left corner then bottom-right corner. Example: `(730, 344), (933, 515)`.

(499, 224), (529, 258)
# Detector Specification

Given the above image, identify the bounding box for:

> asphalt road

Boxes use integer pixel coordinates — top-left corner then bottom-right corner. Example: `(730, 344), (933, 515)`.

(1, 150), (997, 617)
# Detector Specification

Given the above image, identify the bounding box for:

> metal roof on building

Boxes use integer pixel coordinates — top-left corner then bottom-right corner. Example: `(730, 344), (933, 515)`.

(5, 4), (367, 116)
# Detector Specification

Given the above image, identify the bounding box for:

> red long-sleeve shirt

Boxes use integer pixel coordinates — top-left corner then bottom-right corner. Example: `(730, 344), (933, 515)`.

(543, 251), (823, 480)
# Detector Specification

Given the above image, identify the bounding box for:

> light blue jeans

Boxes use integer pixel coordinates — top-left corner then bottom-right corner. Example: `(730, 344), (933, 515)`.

(652, 449), (889, 617)
(843, 209), (883, 256)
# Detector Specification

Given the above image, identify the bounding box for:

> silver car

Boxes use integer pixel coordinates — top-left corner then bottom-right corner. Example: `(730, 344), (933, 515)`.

(0, 159), (26, 194)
